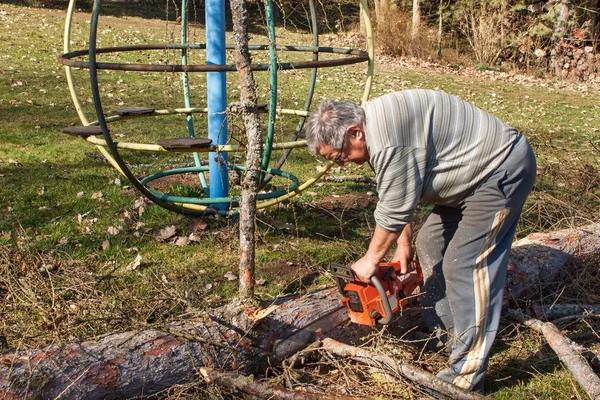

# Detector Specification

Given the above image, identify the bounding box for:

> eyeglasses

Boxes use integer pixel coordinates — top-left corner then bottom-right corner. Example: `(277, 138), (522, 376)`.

(331, 133), (347, 164)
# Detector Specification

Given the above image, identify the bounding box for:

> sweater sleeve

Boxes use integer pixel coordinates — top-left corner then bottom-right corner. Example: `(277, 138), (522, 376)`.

(370, 146), (426, 231)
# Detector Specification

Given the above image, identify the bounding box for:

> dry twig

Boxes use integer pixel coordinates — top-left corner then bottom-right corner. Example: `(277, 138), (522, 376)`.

(319, 336), (484, 400)
(532, 304), (600, 320)
(199, 367), (372, 400)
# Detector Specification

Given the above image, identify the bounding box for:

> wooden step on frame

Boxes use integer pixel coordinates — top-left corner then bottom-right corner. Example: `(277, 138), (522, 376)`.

(158, 137), (212, 150)
(110, 107), (155, 116)
(62, 125), (104, 138)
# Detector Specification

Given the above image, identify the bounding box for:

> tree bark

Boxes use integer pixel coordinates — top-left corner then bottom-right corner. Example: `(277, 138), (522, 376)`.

(594, 0), (600, 49)
(506, 223), (600, 300)
(231, 0), (263, 300)
(320, 337), (484, 400)
(411, 0), (420, 41)
(2, 224), (600, 398)
(0, 288), (345, 399)
(506, 309), (600, 399)
(551, 0), (571, 76)
(437, 1), (444, 59)
(553, 0), (571, 40)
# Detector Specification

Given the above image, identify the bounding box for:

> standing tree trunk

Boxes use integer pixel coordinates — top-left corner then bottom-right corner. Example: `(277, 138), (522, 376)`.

(437, 1), (444, 59)
(411, 0), (420, 41)
(373, 0), (393, 25)
(553, 0), (570, 40)
(231, 0), (263, 300)
(594, 0), (600, 50)
(551, 0), (571, 77)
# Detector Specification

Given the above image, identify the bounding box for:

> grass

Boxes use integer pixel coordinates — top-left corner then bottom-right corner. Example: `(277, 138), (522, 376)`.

(1, 3), (600, 399)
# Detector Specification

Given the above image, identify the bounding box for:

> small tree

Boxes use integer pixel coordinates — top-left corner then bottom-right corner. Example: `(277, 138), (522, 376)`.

(230, 0), (263, 302)
(411, 0), (421, 40)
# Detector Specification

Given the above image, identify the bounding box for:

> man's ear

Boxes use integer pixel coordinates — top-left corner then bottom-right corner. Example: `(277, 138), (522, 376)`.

(348, 124), (365, 141)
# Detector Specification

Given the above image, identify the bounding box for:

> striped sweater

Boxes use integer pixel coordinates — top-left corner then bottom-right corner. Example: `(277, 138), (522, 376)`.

(363, 89), (520, 231)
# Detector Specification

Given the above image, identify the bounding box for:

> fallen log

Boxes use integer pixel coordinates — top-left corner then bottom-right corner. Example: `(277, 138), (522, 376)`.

(506, 308), (600, 399)
(2, 223), (600, 398)
(565, 337), (600, 372)
(199, 367), (372, 400)
(507, 223), (600, 299)
(0, 288), (346, 399)
(319, 337), (483, 400)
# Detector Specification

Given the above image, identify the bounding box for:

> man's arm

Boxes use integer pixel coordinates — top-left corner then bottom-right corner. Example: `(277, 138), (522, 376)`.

(392, 222), (414, 274)
(351, 224), (403, 283)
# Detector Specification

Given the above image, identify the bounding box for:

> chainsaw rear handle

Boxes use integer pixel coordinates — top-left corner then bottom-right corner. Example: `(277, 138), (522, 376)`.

(370, 275), (393, 325)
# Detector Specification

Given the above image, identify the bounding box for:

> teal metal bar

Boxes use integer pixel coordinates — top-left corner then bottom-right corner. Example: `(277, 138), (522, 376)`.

(260, 0), (278, 183)
(88, 0), (214, 216)
(268, 0), (318, 177)
(181, 0), (209, 194)
(140, 166), (300, 205)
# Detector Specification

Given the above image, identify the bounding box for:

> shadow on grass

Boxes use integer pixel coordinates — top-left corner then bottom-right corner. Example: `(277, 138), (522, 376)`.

(1, 0), (356, 35)
(486, 342), (565, 396)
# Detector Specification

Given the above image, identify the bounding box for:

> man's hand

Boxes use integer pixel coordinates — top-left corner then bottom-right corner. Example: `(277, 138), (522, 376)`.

(392, 222), (414, 274)
(351, 254), (379, 283)
(392, 244), (414, 274)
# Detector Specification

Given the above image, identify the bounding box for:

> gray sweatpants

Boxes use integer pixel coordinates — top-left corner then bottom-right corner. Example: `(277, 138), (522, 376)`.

(416, 135), (536, 392)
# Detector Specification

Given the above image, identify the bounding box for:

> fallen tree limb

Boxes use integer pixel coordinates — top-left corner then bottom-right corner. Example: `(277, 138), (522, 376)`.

(2, 222), (600, 398)
(199, 367), (372, 400)
(0, 288), (346, 399)
(319, 337), (483, 400)
(506, 308), (600, 399)
(566, 338), (600, 371)
(551, 314), (600, 328)
(532, 304), (600, 320)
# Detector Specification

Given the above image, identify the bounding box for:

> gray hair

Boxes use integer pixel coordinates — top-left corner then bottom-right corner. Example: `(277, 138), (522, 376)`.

(304, 99), (365, 154)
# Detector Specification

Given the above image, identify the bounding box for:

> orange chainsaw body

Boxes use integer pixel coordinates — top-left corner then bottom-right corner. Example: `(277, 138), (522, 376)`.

(331, 261), (423, 326)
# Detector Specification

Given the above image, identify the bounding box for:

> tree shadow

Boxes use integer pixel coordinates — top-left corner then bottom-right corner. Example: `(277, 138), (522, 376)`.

(2, 0), (354, 35)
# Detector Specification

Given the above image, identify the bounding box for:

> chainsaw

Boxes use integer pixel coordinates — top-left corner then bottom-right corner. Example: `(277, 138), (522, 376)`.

(331, 261), (424, 326)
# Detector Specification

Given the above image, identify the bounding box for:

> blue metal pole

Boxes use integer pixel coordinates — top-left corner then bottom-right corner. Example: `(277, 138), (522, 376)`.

(206, 0), (228, 207)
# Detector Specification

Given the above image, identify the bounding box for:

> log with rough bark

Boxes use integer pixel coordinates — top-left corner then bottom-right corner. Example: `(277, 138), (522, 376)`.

(320, 337), (483, 400)
(506, 308), (600, 399)
(0, 288), (346, 399)
(2, 225), (600, 398)
(506, 223), (600, 299)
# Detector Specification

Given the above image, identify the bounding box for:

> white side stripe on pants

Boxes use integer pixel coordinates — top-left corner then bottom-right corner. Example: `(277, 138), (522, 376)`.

(453, 208), (510, 389)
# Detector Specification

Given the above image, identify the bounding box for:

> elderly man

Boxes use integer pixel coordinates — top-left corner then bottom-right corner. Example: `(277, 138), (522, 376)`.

(305, 89), (536, 392)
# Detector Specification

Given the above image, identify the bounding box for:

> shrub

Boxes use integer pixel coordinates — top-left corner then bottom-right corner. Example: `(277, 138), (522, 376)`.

(374, 8), (436, 60)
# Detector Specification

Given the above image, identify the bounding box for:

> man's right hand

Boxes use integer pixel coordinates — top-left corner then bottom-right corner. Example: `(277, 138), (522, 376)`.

(351, 254), (379, 283)
(391, 244), (415, 274)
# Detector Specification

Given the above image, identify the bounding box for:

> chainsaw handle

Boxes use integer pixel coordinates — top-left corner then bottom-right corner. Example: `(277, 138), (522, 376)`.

(370, 275), (393, 325)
